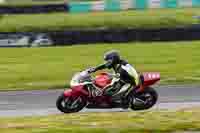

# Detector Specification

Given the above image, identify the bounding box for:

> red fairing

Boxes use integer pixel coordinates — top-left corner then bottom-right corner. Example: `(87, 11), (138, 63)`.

(63, 85), (89, 97)
(142, 72), (160, 87)
(94, 73), (112, 88)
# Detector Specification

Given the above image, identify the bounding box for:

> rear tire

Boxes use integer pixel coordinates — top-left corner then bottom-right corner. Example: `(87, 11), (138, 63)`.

(56, 94), (87, 113)
(131, 87), (158, 110)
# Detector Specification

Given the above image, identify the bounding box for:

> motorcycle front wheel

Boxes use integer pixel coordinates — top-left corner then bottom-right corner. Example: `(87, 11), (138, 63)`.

(130, 87), (158, 110)
(56, 94), (87, 113)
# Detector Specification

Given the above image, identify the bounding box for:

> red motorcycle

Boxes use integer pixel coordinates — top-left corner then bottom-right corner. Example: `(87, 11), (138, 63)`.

(56, 69), (160, 113)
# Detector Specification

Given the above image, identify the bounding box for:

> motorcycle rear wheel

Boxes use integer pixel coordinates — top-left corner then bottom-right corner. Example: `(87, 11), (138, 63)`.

(130, 87), (158, 110)
(56, 94), (87, 113)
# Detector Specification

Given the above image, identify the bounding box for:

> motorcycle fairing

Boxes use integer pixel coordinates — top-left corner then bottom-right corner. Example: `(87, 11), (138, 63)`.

(136, 72), (160, 92)
(94, 72), (112, 88)
(142, 72), (160, 87)
(64, 85), (89, 97)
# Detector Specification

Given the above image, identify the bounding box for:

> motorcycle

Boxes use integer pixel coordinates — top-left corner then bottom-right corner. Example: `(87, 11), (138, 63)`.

(56, 69), (160, 113)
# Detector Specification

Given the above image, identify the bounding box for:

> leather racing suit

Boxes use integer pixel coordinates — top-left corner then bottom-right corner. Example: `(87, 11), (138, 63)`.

(91, 59), (140, 97)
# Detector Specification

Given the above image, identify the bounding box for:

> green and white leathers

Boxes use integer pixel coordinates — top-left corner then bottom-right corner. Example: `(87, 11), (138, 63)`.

(112, 63), (139, 96)
(121, 64), (139, 86)
(93, 61), (140, 96)
(90, 50), (140, 96)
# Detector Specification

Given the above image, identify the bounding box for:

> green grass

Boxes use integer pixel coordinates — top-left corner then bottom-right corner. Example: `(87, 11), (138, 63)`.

(1, 108), (200, 133)
(0, 8), (200, 32)
(0, 41), (200, 90)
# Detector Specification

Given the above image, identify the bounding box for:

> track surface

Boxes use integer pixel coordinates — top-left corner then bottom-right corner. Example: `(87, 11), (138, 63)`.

(0, 85), (200, 117)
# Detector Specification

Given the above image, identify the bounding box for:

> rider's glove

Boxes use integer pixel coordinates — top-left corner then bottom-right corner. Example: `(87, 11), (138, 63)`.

(87, 67), (96, 73)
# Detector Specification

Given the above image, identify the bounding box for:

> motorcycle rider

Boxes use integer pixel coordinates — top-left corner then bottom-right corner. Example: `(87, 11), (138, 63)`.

(88, 50), (140, 108)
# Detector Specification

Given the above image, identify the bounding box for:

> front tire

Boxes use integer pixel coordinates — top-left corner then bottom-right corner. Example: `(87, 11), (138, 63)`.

(56, 94), (87, 113)
(130, 87), (158, 110)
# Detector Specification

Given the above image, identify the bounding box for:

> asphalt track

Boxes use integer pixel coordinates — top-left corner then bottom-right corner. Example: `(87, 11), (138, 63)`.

(0, 85), (200, 117)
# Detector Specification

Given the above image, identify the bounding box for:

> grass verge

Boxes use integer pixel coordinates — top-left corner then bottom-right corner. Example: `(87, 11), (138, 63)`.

(0, 41), (199, 90)
(0, 8), (200, 32)
(0, 108), (200, 133)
